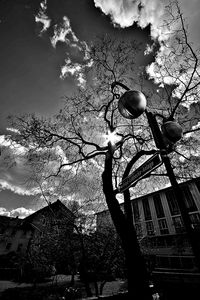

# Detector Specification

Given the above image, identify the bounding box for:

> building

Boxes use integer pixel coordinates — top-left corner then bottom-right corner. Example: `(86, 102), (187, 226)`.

(96, 177), (200, 273)
(0, 215), (23, 255)
(0, 200), (75, 277)
(0, 200), (75, 256)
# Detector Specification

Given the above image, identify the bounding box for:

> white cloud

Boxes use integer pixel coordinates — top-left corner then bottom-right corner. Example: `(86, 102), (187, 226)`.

(49, 16), (93, 88)
(144, 44), (154, 56)
(0, 135), (26, 155)
(6, 127), (20, 134)
(60, 55), (93, 88)
(0, 179), (40, 196)
(0, 134), (77, 198)
(93, 0), (200, 44)
(35, 0), (51, 34)
(94, 0), (140, 27)
(0, 208), (10, 217)
(146, 28), (200, 105)
(0, 207), (35, 219)
(60, 58), (86, 88)
(36, 11), (92, 87)
(0, 135), (40, 196)
(35, 2), (93, 88)
(10, 207), (35, 218)
(51, 16), (78, 48)
(93, 0), (200, 98)
(93, 0), (166, 40)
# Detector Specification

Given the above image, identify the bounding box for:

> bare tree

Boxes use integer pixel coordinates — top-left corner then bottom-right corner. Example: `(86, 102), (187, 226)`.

(7, 2), (200, 298)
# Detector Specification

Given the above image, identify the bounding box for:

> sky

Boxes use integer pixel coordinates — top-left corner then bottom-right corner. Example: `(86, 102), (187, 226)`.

(0, 0), (200, 218)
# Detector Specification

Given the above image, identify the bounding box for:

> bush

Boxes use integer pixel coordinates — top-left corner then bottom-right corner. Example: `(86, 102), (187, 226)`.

(0, 285), (66, 300)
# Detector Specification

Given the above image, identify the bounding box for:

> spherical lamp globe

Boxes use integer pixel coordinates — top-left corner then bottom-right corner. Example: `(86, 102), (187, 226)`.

(161, 121), (183, 144)
(118, 90), (147, 119)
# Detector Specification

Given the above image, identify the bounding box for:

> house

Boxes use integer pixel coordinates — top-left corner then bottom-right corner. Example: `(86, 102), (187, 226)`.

(0, 215), (22, 254)
(96, 177), (200, 273)
(0, 200), (75, 276)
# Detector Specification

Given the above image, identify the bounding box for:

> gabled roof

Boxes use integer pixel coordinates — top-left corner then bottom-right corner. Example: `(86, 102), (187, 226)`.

(24, 199), (75, 222)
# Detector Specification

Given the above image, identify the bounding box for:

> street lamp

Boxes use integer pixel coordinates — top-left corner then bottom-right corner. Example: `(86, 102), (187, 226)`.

(113, 82), (200, 271)
(118, 90), (147, 119)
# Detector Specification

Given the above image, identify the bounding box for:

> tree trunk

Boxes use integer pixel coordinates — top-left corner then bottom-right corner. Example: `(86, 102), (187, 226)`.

(102, 145), (152, 299)
(70, 272), (75, 286)
(94, 280), (99, 297)
(123, 225), (152, 299)
(100, 280), (106, 295)
(79, 260), (92, 297)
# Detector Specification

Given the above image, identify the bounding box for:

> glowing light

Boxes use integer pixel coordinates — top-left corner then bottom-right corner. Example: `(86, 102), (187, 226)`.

(103, 129), (120, 145)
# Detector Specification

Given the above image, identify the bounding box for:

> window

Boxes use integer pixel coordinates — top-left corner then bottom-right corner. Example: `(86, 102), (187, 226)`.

(170, 256), (181, 269)
(142, 198), (152, 220)
(190, 213), (200, 230)
(156, 256), (170, 268)
(146, 221), (155, 236)
(181, 257), (194, 269)
(132, 201), (140, 222)
(182, 186), (197, 212)
(158, 219), (169, 235)
(153, 194), (165, 218)
(172, 216), (184, 233)
(135, 223), (142, 237)
(166, 190), (180, 215)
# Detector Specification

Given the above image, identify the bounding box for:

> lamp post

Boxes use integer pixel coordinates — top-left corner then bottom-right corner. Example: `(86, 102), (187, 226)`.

(112, 82), (200, 271)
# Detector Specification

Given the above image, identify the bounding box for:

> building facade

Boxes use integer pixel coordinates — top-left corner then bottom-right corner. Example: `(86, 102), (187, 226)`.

(0, 200), (75, 276)
(96, 177), (200, 272)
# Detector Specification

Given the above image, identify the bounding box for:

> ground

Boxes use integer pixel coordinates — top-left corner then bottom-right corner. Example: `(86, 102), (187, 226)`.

(0, 275), (126, 299)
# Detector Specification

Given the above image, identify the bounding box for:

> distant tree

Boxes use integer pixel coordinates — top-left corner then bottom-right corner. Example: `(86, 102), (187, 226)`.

(25, 200), (96, 296)
(22, 205), (75, 282)
(7, 1), (200, 298)
(83, 228), (125, 297)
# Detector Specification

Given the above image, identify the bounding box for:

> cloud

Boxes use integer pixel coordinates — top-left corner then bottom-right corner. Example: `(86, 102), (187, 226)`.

(0, 207), (35, 219)
(0, 134), (75, 198)
(50, 16), (93, 88)
(60, 58), (86, 88)
(35, 4), (93, 88)
(0, 208), (10, 217)
(93, 0), (166, 40)
(93, 0), (200, 44)
(51, 16), (78, 47)
(0, 135), (40, 196)
(60, 56), (93, 88)
(93, 0), (200, 94)
(0, 179), (39, 196)
(6, 127), (20, 134)
(35, 0), (51, 34)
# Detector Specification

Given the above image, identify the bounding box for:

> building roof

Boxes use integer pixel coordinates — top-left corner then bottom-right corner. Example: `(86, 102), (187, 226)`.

(24, 199), (75, 222)
(0, 200), (75, 228)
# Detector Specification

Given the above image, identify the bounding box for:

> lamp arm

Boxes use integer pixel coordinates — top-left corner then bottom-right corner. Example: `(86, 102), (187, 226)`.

(111, 81), (130, 93)
(154, 113), (167, 122)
